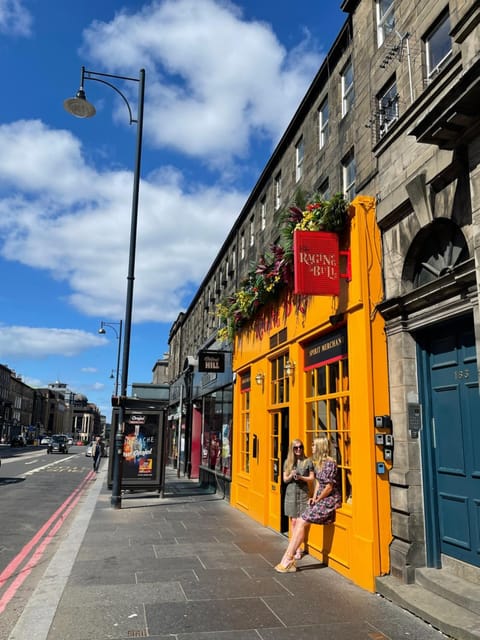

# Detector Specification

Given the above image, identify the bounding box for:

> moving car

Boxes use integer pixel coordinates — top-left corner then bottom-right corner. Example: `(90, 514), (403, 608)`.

(11, 434), (27, 447)
(40, 436), (52, 445)
(47, 435), (69, 454)
(85, 440), (107, 457)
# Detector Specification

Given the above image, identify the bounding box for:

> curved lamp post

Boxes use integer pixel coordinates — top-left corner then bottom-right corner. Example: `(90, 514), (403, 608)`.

(65, 66), (145, 509)
(98, 320), (123, 397)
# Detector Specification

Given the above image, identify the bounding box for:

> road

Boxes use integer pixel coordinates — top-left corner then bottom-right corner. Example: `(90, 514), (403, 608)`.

(0, 445), (95, 639)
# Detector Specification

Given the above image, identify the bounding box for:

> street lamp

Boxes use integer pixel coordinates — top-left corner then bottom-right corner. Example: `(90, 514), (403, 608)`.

(65, 66), (145, 509)
(98, 320), (123, 397)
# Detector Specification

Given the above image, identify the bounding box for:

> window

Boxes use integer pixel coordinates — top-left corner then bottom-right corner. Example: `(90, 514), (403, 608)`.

(317, 178), (330, 201)
(318, 98), (329, 149)
(249, 216), (255, 247)
(376, 0), (395, 47)
(425, 12), (452, 79)
(274, 171), (282, 210)
(341, 60), (354, 116)
(223, 259), (228, 284)
(378, 79), (399, 137)
(271, 353), (290, 405)
(201, 388), (232, 477)
(240, 372), (251, 473)
(240, 231), (245, 260)
(229, 247), (236, 274)
(342, 151), (355, 201)
(305, 357), (351, 504)
(295, 136), (304, 182)
(260, 196), (266, 230)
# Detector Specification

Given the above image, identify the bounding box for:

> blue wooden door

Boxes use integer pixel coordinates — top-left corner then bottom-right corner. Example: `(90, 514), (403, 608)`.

(420, 318), (480, 567)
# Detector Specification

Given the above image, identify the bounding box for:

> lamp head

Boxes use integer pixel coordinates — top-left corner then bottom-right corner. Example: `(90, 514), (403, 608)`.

(98, 327), (106, 335)
(255, 372), (265, 386)
(64, 88), (96, 118)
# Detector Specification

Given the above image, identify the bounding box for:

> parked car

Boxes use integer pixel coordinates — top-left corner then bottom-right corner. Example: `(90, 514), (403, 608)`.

(85, 442), (93, 457)
(11, 434), (27, 447)
(67, 437), (73, 445)
(47, 435), (69, 454)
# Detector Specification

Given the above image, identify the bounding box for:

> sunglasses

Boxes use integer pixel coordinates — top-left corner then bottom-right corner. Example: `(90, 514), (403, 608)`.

(293, 445), (304, 450)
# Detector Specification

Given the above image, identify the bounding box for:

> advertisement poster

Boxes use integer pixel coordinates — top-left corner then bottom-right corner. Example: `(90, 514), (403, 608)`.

(122, 413), (157, 481)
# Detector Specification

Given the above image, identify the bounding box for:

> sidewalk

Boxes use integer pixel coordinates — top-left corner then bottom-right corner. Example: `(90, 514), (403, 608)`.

(8, 467), (447, 640)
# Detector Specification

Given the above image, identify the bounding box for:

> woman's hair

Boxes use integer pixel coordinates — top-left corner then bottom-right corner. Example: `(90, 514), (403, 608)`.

(312, 435), (330, 468)
(285, 439), (305, 470)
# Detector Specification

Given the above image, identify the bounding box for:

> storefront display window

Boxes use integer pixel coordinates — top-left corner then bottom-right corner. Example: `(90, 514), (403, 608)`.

(271, 353), (290, 404)
(305, 356), (351, 504)
(201, 386), (233, 477)
(240, 371), (251, 473)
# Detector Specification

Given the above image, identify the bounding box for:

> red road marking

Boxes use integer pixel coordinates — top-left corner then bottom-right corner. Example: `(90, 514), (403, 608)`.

(0, 470), (95, 614)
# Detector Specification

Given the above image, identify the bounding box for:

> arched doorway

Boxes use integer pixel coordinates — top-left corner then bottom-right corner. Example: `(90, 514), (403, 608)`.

(404, 219), (479, 567)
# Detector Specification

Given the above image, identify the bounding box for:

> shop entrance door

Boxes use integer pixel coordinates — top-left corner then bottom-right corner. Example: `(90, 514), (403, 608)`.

(267, 408), (289, 532)
(418, 316), (480, 567)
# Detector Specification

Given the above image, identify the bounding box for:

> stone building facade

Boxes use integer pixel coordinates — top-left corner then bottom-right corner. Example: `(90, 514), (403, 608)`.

(167, 0), (480, 606)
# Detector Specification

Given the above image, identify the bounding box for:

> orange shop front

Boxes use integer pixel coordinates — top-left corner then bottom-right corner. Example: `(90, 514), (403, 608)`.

(230, 196), (393, 591)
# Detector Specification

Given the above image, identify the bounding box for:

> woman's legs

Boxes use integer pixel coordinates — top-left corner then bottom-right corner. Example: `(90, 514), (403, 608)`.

(280, 519), (309, 565)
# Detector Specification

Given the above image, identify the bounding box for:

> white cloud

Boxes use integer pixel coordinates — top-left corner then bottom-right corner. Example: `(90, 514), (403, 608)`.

(0, 0), (32, 36)
(0, 0), (327, 340)
(80, 0), (323, 164)
(0, 326), (104, 358)
(0, 120), (246, 323)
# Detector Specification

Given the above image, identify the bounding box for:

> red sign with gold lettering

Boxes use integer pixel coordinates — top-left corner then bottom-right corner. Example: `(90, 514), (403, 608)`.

(293, 230), (340, 295)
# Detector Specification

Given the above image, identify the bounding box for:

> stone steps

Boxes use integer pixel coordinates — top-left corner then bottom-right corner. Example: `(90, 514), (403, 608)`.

(376, 570), (480, 640)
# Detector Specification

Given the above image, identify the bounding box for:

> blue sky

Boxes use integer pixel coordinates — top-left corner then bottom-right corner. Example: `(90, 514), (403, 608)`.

(0, 0), (346, 416)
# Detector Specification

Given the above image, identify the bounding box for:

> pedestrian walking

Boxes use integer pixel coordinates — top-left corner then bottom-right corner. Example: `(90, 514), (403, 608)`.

(275, 434), (341, 573)
(92, 435), (102, 473)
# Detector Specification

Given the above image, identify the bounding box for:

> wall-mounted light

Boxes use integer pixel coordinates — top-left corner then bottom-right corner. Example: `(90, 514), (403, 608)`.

(255, 372), (265, 386)
(285, 360), (296, 377)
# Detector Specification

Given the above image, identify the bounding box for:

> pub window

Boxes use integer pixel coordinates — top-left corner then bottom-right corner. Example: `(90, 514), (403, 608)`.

(240, 371), (251, 473)
(260, 196), (266, 231)
(305, 357), (351, 504)
(341, 59), (354, 117)
(376, 0), (395, 47)
(274, 171), (282, 210)
(271, 412), (281, 484)
(318, 98), (329, 149)
(342, 150), (356, 201)
(377, 78), (399, 137)
(425, 11), (452, 80)
(249, 215), (255, 246)
(295, 136), (304, 182)
(271, 353), (290, 405)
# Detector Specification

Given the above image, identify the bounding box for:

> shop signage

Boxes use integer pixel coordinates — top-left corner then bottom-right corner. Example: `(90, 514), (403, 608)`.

(128, 414), (146, 425)
(304, 325), (347, 370)
(198, 350), (225, 372)
(293, 230), (340, 296)
(240, 371), (251, 392)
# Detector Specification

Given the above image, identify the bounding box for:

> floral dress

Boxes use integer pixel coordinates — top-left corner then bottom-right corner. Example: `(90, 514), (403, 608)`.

(283, 457), (314, 518)
(301, 458), (341, 524)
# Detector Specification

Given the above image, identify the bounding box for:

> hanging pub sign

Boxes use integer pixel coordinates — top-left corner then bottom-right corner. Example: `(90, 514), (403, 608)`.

(294, 230), (340, 296)
(198, 350), (225, 373)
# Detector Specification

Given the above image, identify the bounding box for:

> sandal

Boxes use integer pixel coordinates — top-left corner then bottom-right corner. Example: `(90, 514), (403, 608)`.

(294, 549), (304, 560)
(274, 560), (297, 573)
